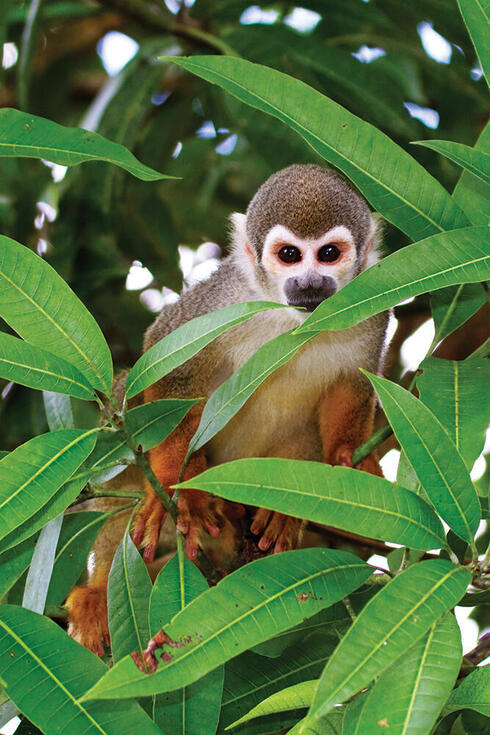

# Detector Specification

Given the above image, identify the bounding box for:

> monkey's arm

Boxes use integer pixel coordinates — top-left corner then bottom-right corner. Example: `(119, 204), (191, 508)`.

(133, 396), (228, 561)
(318, 372), (382, 475)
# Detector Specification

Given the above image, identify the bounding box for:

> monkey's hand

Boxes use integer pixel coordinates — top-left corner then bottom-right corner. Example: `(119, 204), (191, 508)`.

(251, 510), (304, 553)
(176, 489), (228, 560)
(132, 486), (167, 562)
(336, 445), (383, 477)
(65, 585), (109, 657)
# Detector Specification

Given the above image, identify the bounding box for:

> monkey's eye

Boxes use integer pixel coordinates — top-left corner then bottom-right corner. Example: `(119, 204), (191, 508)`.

(278, 245), (302, 263)
(318, 244), (341, 263)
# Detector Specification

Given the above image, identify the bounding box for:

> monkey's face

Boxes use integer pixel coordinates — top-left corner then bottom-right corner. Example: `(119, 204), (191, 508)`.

(260, 223), (360, 312)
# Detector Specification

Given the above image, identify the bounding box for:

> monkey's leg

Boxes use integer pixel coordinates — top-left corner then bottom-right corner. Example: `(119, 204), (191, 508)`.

(65, 497), (132, 655)
(132, 402), (228, 561)
(318, 375), (383, 475)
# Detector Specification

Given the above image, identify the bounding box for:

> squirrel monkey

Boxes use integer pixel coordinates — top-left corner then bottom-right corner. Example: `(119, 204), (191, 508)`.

(66, 164), (388, 653)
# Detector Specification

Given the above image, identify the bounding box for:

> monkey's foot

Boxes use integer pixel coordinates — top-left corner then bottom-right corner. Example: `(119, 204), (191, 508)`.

(336, 444), (383, 477)
(251, 510), (303, 553)
(177, 489), (229, 561)
(132, 489), (167, 562)
(65, 585), (109, 657)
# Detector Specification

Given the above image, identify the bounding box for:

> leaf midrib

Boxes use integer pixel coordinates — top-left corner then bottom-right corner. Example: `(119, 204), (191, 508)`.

(0, 263), (109, 393)
(0, 619), (108, 734)
(189, 477), (441, 542)
(301, 251), (489, 330)
(312, 566), (460, 719)
(182, 59), (459, 232)
(0, 429), (97, 522)
(0, 354), (92, 395)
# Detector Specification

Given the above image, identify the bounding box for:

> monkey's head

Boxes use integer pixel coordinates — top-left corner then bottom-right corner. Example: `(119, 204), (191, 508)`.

(231, 164), (380, 315)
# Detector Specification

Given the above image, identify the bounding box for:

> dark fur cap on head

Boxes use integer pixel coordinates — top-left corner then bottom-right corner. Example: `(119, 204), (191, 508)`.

(246, 164), (371, 256)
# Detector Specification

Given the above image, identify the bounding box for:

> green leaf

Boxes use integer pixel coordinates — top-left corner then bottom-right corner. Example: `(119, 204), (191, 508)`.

(342, 613), (462, 735)
(250, 602), (352, 659)
(150, 553), (224, 735)
(22, 513), (63, 614)
(414, 140), (490, 184)
(125, 301), (284, 399)
(0, 605), (162, 735)
(82, 548), (372, 700)
(45, 511), (111, 608)
(0, 428), (97, 544)
(17, 0), (44, 110)
(229, 681), (318, 728)
(457, 0), (490, 86)
(430, 283), (487, 344)
(0, 236), (113, 394)
(417, 357), (490, 469)
(458, 589), (490, 606)
(125, 399), (200, 453)
(0, 474), (88, 555)
(188, 331), (311, 454)
(177, 458), (445, 550)
(166, 56), (467, 240)
(220, 634), (337, 731)
(305, 560), (470, 723)
(0, 107), (174, 181)
(0, 535), (37, 599)
(43, 391), (74, 431)
(108, 531), (152, 663)
(0, 331), (95, 399)
(296, 227), (490, 333)
(363, 372), (481, 545)
(452, 122), (490, 225)
(446, 667), (490, 717)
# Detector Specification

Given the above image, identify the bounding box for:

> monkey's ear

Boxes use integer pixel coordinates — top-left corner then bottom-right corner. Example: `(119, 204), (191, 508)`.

(364, 213), (383, 268)
(229, 212), (256, 264)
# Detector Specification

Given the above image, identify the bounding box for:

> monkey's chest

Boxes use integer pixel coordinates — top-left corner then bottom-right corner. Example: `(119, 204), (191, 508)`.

(205, 331), (360, 465)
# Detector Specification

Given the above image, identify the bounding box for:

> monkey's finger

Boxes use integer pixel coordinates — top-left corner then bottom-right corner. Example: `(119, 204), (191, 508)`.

(184, 522), (201, 561)
(258, 512), (286, 551)
(141, 502), (167, 563)
(274, 517), (301, 554)
(250, 508), (272, 535)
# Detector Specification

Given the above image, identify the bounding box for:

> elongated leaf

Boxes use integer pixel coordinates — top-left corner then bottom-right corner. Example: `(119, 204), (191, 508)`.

(166, 56), (467, 240)
(452, 121), (490, 225)
(0, 331), (95, 399)
(45, 510), (110, 607)
(417, 357), (490, 469)
(230, 681), (318, 728)
(342, 613), (461, 735)
(125, 399), (200, 453)
(108, 531), (152, 663)
(220, 635), (337, 731)
(0, 236), (113, 393)
(150, 553), (224, 735)
(17, 0), (43, 110)
(251, 602), (352, 659)
(125, 301), (284, 399)
(296, 227), (490, 333)
(0, 107), (173, 181)
(177, 458), (445, 550)
(430, 283), (487, 343)
(0, 428), (97, 543)
(457, 0), (490, 86)
(0, 476), (88, 555)
(446, 666), (490, 716)
(82, 548), (372, 700)
(0, 605), (162, 735)
(305, 560), (470, 723)
(43, 391), (74, 430)
(364, 372), (481, 544)
(22, 513), (63, 614)
(0, 534), (38, 599)
(414, 140), (490, 184)
(188, 331), (311, 454)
